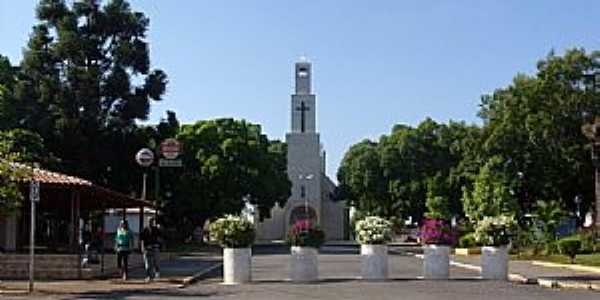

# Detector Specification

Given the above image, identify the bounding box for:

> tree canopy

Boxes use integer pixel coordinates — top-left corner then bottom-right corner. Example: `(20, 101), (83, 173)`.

(4, 0), (167, 189)
(339, 48), (600, 224)
(161, 118), (291, 240)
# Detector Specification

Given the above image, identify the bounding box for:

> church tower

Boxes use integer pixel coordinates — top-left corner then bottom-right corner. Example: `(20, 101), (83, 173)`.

(286, 58), (323, 228)
(254, 58), (346, 241)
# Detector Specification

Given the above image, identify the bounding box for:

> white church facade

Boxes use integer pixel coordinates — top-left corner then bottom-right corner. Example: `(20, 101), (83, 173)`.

(255, 59), (347, 241)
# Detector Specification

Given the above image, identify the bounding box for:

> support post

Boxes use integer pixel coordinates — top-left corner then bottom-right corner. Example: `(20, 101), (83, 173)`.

(139, 206), (144, 251)
(28, 198), (35, 292)
(70, 192), (76, 250)
(154, 166), (160, 219)
(596, 166), (600, 227)
(100, 200), (105, 275)
(76, 191), (82, 279)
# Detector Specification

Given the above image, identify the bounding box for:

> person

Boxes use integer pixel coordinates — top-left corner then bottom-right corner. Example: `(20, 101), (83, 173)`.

(115, 220), (133, 280)
(140, 218), (161, 282)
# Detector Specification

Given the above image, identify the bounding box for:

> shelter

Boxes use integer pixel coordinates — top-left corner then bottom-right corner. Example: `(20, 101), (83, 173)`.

(0, 164), (152, 279)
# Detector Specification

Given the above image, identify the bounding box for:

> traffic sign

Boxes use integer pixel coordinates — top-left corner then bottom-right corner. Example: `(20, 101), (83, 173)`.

(136, 148), (155, 167)
(159, 158), (182, 167)
(160, 138), (182, 160)
(29, 181), (40, 202)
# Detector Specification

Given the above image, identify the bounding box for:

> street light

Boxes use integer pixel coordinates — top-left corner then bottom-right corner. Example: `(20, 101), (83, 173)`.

(574, 194), (583, 221)
(299, 174), (314, 221)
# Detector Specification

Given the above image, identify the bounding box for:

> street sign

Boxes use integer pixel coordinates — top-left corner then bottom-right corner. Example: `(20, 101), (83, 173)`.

(135, 148), (155, 167)
(159, 158), (182, 167)
(160, 138), (182, 160)
(30, 181), (40, 202)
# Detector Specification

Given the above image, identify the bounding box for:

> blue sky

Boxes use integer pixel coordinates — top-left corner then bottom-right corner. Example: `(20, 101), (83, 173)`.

(1, 1), (599, 179)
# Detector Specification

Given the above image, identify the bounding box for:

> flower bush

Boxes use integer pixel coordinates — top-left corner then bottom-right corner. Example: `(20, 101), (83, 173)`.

(355, 216), (393, 245)
(419, 219), (456, 246)
(473, 215), (517, 247)
(286, 219), (325, 248)
(209, 215), (255, 248)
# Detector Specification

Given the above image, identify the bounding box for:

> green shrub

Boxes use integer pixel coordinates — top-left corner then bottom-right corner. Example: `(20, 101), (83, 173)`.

(458, 233), (478, 248)
(558, 238), (582, 264)
(576, 232), (596, 254)
(544, 241), (560, 255)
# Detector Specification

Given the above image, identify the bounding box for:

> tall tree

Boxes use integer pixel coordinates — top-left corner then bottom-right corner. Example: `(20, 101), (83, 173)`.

(479, 49), (600, 215)
(162, 118), (291, 240)
(12, 0), (167, 189)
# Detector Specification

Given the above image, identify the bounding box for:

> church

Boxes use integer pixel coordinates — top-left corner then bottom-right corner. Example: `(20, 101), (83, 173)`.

(255, 59), (348, 241)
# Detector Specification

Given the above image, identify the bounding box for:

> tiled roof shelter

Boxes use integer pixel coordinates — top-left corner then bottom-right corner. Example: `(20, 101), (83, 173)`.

(11, 162), (152, 210)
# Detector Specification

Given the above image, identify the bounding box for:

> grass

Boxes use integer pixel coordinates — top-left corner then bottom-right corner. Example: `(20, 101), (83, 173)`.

(512, 252), (600, 267)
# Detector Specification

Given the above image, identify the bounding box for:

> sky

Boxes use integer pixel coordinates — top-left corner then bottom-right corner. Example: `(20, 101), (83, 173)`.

(1, 1), (599, 180)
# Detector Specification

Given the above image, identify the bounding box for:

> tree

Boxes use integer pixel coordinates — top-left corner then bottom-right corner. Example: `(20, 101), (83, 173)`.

(163, 118), (291, 240)
(11, 0), (167, 189)
(0, 129), (45, 215)
(425, 173), (452, 220)
(337, 140), (390, 217)
(478, 49), (600, 215)
(0, 55), (19, 130)
(338, 119), (481, 222)
(0, 155), (25, 216)
(462, 157), (519, 224)
(533, 199), (565, 242)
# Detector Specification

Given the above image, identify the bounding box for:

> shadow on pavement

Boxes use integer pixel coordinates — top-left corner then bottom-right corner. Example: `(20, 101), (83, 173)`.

(60, 289), (227, 300)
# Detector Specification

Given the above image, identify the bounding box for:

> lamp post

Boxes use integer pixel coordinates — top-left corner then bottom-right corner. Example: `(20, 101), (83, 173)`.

(581, 71), (600, 227)
(574, 194), (583, 224)
(298, 174), (314, 221)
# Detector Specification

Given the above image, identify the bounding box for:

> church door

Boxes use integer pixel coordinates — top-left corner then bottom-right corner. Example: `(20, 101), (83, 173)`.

(289, 206), (317, 226)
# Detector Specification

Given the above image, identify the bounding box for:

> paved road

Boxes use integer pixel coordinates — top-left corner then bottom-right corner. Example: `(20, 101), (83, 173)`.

(16, 246), (600, 300)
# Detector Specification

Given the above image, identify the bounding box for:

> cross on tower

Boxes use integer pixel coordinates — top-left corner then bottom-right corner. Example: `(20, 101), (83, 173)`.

(295, 101), (310, 132)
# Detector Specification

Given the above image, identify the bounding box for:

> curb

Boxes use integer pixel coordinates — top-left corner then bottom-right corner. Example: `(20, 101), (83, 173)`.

(538, 278), (600, 291)
(531, 261), (600, 274)
(179, 263), (223, 288)
(413, 254), (534, 284)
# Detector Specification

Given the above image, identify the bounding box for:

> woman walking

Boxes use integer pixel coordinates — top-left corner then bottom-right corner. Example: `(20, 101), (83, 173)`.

(115, 220), (133, 280)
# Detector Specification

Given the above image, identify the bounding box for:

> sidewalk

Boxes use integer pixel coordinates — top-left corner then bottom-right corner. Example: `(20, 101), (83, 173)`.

(0, 253), (222, 296)
(449, 254), (600, 291)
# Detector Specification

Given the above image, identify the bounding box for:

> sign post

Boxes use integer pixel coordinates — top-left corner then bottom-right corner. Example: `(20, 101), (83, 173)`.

(29, 180), (40, 293)
(135, 148), (155, 201)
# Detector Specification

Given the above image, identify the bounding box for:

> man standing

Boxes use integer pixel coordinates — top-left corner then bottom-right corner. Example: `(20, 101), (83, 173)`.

(140, 218), (161, 282)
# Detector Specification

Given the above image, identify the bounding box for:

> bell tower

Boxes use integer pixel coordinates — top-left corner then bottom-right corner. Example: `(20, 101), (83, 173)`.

(291, 59), (316, 133)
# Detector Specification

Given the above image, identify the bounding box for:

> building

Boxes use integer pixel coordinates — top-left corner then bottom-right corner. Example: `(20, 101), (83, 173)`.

(255, 59), (347, 241)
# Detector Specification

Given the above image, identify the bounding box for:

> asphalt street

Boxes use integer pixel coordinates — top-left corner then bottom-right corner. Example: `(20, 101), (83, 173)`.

(12, 246), (600, 300)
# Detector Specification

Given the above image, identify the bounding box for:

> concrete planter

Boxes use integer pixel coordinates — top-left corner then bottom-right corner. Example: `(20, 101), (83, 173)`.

(290, 246), (318, 282)
(481, 246), (508, 280)
(360, 244), (388, 280)
(423, 244), (450, 279)
(223, 247), (252, 284)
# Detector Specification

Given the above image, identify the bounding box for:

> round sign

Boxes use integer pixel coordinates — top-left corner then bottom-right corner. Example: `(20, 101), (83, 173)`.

(160, 138), (182, 159)
(135, 148), (154, 167)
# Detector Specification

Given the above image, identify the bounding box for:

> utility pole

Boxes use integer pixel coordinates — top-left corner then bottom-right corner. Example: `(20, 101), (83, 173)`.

(29, 171), (40, 293)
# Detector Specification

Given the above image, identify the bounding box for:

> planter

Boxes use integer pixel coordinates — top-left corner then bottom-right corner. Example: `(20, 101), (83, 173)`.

(223, 247), (252, 284)
(423, 244), (450, 279)
(481, 246), (508, 280)
(290, 246), (318, 282)
(360, 244), (388, 280)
